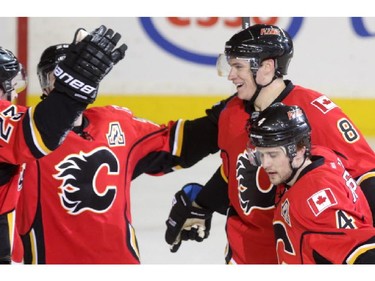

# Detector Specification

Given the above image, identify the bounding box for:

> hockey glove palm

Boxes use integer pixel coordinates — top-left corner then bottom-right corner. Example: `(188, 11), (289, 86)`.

(165, 183), (213, 253)
(54, 25), (127, 104)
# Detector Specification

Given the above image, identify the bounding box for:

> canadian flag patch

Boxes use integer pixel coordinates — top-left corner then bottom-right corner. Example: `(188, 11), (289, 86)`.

(307, 188), (337, 216)
(311, 96), (338, 114)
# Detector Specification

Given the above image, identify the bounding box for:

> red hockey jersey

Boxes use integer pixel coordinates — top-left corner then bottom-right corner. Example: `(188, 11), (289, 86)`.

(15, 105), (191, 264)
(0, 102), (52, 166)
(0, 88), (110, 264)
(274, 145), (375, 264)
(0, 99), (78, 264)
(219, 81), (375, 263)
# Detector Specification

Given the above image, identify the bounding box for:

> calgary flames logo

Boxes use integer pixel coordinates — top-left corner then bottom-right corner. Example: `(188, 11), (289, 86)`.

(54, 147), (119, 215)
(236, 149), (277, 215)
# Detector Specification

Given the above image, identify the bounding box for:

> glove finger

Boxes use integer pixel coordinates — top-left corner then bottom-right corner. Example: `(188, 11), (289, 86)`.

(103, 42), (116, 53)
(112, 44), (127, 64)
(180, 229), (192, 241)
(73, 28), (89, 44)
(195, 226), (206, 242)
(196, 237), (204, 242)
(103, 31), (121, 53)
(195, 234), (205, 242)
(189, 226), (199, 240)
(104, 28), (114, 39)
(170, 240), (182, 253)
(180, 230), (188, 241)
(91, 25), (107, 43)
(169, 233), (182, 253)
(96, 37), (111, 51)
(204, 220), (211, 239)
(90, 26), (105, 45)
(74, 60), (107, 82)
(80, 49), (112, 73)
(100, 29), (115, 51)
(111, 32), (122, 45)
(181, 226), (198, 241)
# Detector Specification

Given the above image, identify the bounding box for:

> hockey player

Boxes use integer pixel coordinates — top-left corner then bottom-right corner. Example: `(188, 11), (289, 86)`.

(0, 25), (126, 167)
(0, 47), (28, 264)
(249, 103), (375, 264)
(165, 24), (375, 264)
(0, 25), (127, 264)
(12, 41), (219, 264)
(0, 47), (27, 188)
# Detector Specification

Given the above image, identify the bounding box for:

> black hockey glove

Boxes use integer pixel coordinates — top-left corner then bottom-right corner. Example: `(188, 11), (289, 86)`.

(165, 183), (213, 253)
(54, 25), (127, 104)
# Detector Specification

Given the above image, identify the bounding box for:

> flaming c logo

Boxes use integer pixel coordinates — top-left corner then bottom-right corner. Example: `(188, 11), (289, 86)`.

(54, 147), (120, 215)
(236, 150), (276, 215)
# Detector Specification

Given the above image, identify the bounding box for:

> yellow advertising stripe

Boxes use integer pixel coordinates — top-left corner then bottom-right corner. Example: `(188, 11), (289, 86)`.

(333, 98), (375, 137)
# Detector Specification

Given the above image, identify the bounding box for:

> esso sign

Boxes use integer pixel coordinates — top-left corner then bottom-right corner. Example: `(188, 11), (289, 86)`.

(139, 17), (304, 65)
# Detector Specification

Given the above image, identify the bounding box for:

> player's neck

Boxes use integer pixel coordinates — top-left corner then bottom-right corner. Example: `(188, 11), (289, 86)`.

(254, 79), (285, 111)
(288, 158), (312, 185)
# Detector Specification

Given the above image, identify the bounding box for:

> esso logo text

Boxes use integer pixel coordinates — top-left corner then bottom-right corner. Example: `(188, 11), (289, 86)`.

(139, 17), (304, 66)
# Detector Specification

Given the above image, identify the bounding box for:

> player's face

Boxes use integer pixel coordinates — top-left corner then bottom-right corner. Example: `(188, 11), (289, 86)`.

(44, 71), (56, 96)
(0, 67), (27, 102)
(256, 146), (292, 185)
(0, 87), (18, 102)
(0, 87), (6, 100)
(227, 58), (257, 101)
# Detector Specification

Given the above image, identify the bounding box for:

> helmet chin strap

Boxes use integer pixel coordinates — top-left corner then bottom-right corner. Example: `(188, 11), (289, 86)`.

(284, 155), (307, 186)
(5, 87), (14, 101)
(5, 92), (12, 101)
(248, 73), (278, 106)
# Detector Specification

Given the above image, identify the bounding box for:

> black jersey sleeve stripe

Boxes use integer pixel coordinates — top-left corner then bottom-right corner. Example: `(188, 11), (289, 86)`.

(23, 107), (52, 159)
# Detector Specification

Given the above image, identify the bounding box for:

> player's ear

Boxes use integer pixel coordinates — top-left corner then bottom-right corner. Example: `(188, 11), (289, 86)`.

(262, 58), (275, 72)
(295, 146), (306, 159)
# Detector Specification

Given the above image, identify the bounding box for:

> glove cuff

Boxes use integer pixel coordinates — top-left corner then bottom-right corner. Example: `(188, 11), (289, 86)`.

(176, 189), (213, 219)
